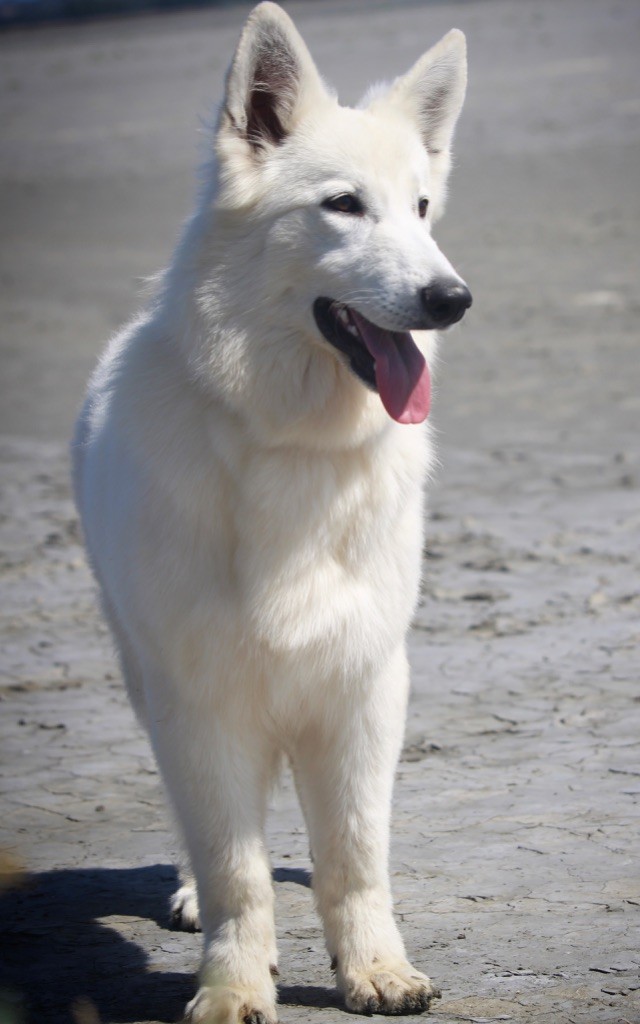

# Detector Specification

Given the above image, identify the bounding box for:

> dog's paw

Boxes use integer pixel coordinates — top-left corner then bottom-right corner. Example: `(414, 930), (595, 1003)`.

(184, 985), (277, 1024)
(171, 883), (201, 931)
(340, 960), (440, 1016)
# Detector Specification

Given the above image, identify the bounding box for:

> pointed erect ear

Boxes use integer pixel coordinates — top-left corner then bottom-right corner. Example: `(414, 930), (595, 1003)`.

(221, 2), (325, 154)
(383, 29), (467, 155)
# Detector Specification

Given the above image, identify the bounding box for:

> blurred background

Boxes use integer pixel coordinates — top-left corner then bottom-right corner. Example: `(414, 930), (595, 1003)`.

(2, 0), (250, 25)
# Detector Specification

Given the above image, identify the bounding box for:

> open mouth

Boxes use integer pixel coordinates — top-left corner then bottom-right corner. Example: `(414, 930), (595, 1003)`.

(313, 297), (431, 425)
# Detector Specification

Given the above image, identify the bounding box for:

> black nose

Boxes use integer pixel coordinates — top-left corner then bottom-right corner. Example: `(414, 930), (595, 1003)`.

(421, 280), (472, 328)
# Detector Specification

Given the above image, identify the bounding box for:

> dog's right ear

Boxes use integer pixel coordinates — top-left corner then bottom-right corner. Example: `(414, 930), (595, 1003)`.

(220, 2), (325, 156)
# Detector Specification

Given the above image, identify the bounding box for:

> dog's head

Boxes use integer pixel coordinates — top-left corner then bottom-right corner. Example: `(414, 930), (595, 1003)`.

(189, 2), (470, 442)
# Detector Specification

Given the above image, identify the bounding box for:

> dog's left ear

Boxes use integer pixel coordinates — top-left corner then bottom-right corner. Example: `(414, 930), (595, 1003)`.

(220, 1), (326, 155)
(382, 29), (467, 156)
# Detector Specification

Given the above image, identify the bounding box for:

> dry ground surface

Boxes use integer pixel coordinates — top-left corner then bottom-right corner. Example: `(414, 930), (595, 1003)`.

(1, 1), (639, 1022)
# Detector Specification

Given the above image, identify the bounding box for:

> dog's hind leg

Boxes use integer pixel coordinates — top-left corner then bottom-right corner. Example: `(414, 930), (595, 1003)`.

(292, 646), (439, 1016)
(170, 867), (200, 932)
(144, 676), (280, 1024)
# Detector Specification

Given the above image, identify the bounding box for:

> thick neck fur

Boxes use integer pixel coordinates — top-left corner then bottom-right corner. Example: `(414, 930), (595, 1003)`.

(153, 168), (402, 454)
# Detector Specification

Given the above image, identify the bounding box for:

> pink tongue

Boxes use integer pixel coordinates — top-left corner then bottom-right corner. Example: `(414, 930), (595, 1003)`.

(350, 311), (431, 424)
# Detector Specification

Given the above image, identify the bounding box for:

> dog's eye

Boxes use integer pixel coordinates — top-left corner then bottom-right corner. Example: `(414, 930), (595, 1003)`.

(322, 194), (364, 216)
(418, 198), (429, 219)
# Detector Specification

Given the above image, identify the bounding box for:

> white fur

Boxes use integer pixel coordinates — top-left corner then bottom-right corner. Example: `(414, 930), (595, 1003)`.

(72, 4), (468, 1021)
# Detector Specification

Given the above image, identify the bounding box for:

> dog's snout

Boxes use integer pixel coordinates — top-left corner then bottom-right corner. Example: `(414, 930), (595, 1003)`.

(421, 280), (472, 328)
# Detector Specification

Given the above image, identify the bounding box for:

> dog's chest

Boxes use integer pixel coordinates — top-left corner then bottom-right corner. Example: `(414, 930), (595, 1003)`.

(236, 432), (428, 667)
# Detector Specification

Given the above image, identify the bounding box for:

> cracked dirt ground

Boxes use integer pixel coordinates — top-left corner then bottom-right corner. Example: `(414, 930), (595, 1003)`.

(1, 1), (639, 1022)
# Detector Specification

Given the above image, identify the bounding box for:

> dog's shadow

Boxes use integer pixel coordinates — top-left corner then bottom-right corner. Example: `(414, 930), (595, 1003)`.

(0, 863), (190, 1023)
(0, 863), (338, 1023)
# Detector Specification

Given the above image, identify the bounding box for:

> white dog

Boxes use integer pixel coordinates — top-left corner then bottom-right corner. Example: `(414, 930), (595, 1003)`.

(73, 4), (471, 1021)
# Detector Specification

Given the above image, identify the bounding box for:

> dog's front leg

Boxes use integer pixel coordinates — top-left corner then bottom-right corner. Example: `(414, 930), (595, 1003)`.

(293, 647), (438, 1015)
(149, 698), (279, 1024)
